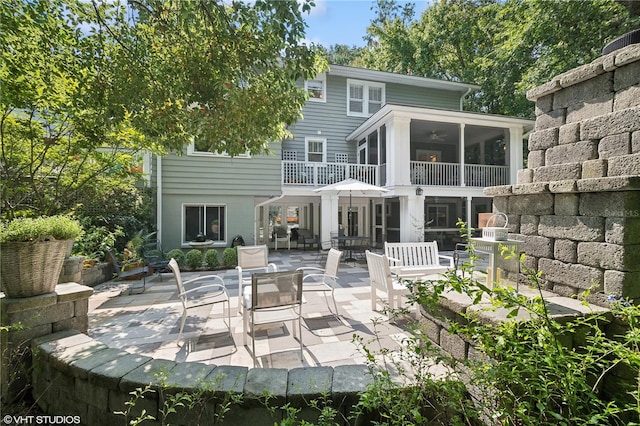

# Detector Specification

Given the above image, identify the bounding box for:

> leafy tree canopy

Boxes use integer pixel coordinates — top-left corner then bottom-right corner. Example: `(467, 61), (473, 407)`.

(1, 0), (324, 218)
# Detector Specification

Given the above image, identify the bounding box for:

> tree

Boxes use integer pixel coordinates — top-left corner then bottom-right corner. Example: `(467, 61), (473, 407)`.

(359, 0), (640, 118)
(1, 0), (324, 219)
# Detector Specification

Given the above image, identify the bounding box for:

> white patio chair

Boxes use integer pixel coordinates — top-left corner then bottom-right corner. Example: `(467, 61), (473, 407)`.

(273, 226), (291, 250)
(297, 248), (343, 316)
(242, 270), (303, 367)
(236, 245), (277, 312)
(365, 250), (415, 318)
(167, 258), (231, 345)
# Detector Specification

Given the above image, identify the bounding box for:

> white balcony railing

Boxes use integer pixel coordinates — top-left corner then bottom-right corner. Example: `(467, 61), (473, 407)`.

(411, 161), (509, 187)
(282, 161), (378, 186)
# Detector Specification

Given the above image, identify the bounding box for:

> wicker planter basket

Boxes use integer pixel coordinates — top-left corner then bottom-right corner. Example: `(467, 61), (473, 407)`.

(482, 213), (509, 241)
(0, 237), (71, 298)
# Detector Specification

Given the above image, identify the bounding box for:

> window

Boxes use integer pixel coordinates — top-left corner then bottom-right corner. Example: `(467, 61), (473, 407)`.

(427, 205), (449, 228)
(305, 73), (326, 102)
(347, 79), (385, 117)
(306, 137), (326, 162)
(183, 204), (226, 244)
(187, 139), (250, 158)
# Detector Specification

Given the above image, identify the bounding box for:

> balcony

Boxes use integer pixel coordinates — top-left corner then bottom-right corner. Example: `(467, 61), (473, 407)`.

(282, 161), (378, 186)
(281, 160), (510, 188)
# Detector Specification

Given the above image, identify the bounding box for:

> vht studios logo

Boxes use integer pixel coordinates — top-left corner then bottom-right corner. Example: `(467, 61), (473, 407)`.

(2, 415), (81, 425)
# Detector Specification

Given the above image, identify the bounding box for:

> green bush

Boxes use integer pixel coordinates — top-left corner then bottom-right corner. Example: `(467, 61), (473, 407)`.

(72, 218), (124, 261)
(205, 249), (219, 269)
(222, 247), (237, 267)
(185, 249), (202, 270)
(166, 249), (185, 266)
(0, 215), (82, 243)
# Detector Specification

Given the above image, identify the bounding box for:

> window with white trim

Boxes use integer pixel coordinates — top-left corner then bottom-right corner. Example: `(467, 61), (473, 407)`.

(305, 137), (326, 162)
(183, 204), (226, 244)
(187, 140), (250, 158)
(305, 72), (326, 102)
(347, 79), (385, 117)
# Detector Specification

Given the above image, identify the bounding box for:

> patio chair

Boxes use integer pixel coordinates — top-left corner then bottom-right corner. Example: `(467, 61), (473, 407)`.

(236, 245), (278, 312)
(242, 270), (304, 367)
(296, 248), (343, 316)
(105, 247), (150, 294)
(365, 250), (415, 318)
(167, 258), (230, 345)
(273, 226), (290, 250)
(142, 240), (170, 282)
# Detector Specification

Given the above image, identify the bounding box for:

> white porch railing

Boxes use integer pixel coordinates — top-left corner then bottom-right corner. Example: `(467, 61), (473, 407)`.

(410, 161), (509, 187)
(282, 161), (378, 186)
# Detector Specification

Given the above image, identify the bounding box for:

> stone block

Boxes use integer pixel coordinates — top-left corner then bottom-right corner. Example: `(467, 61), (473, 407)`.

(614, 85), (640, 111)
(206, 365), (248, 396)
(419, 314), (443, 344)
(548, 180), (578, 193)
(528, 150), (545, 168)
(535, 95), (554, 115)
(581, 106), (640, 140)
(517, 169), (533, 184)
(558, 122), (581, 144)
(608, 152), (640, 176)
(566, 96), (613, 123)
(554, 238), (578, 263)
(108, 387), (159, 424)
(554, 72), (612, 110)
(558, 61), (606, 88)
(512, 183), (549, 195)
(599, 133), (631, 159)
(287, 366), (333, 408)
(244, 368), (288, 406)
(606, 217), (640, 245)
(55, 282), (94, 303)
(332, 365), (373, 423)
(508, 193), (554, 215)
(554, 193), (579, 216)
(53, 315), (88, 334)
(538, 215), (604, 242)
(581, 159), (608, 179)
(163, 361), (216, 391)
(632, 130), (640, 153)
(483, 184), (512, 197)
(89, 353), (153, 390)
(520, 215), (539, 235)
(578, 242), (640, 271)
(614, 58), (640, 91)
(491, 195), (509, 214)
(439, 329), (467, 361)
(527, 79), (562, 101)
(539, 258), (603, 290)
(75, 377), (109, 410)
(604, 270), (640, 299)
(615, 43), (640, 67)
(546, 141), (598, 165)
(533, 163), (582, 182)
(528, 127), (559, 151)
(577, 176), (640, 192)
(535, 108), (566, 131)
(74, 299), (89, 317)
(521, 235), (554, 259)
(70, 347), (130, 380)
(120, 359), (177, 392)
(580, 191), (640, 217)
(1, 292), (57, 315)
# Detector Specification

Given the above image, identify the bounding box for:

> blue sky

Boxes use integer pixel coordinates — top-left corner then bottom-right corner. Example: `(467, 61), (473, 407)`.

(303, 0), (429, 48)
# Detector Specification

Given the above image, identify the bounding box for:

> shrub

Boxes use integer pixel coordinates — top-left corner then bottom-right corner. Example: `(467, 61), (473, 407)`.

(72, 218), (124, 261)
(205, 249), (219, 269)
(185, 249), (202, 270)
(222, 247), (237, 267)
(166, 249), (185, 266)
(0, 215), (82, 243)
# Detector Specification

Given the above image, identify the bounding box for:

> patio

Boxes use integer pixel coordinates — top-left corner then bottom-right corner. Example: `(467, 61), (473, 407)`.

(88, 250), (421, 369)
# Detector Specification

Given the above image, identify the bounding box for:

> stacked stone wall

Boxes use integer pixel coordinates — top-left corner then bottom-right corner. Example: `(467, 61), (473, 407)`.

(488, 43), (640, 306)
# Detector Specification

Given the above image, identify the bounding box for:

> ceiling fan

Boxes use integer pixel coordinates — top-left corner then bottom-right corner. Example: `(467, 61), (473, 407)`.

(427, 130), (446, 141)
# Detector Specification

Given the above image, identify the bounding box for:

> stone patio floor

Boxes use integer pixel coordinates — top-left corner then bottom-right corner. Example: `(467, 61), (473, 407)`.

(88, 249), (426, 369)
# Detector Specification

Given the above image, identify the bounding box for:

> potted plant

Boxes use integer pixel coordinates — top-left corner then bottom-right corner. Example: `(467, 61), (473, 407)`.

(0, 215), (82, 298)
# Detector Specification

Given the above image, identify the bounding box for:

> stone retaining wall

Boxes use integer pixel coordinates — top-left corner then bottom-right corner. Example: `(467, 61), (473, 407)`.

(31, 330), (373, 426)
(487, 43), (640, 305)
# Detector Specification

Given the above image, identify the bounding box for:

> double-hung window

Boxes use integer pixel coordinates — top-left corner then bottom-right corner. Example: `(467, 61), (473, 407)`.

(306, 137), (326, 162)
(347, 79), (385, 117)
(305, 72), (326, 102)
(183, 204), (226, 244)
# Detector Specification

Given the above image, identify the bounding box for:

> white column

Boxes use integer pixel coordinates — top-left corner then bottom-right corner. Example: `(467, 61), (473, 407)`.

(509, 127), (523, 184)
(459, 123), (466, 186)
(319, 194), (339, 248)
(400, 192), (425, 242)
(466, 196), (473, 238)
(386, 116), (411, 187)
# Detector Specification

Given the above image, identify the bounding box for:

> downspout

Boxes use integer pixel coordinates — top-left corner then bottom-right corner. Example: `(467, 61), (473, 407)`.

(254, 195), (285, 245)
(156, 155), (162, 243)
(460, 87), (473, 110)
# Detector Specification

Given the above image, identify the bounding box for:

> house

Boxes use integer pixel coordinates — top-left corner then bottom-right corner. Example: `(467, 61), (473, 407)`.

(150, 65), (534, 253)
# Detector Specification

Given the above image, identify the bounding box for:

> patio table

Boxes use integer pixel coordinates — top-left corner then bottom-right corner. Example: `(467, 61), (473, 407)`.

(337, 236), (370, 262)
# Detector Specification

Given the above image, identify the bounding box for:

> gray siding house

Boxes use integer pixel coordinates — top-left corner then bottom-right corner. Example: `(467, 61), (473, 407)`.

(150, 65), (533, 252)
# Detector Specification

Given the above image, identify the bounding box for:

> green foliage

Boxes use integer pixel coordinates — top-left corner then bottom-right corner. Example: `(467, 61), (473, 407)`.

(166, 249), (186, 266)
(359, 0), (640, 118)
(71, 218), (124, 261)
(205, 249), (220, 269)
(0, 215), (82, 243)
(222, 247), (238, 267)
(185, 249), (203, 270)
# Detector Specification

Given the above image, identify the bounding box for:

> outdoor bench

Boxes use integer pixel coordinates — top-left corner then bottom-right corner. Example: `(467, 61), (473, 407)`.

(384, 241), (454, 279)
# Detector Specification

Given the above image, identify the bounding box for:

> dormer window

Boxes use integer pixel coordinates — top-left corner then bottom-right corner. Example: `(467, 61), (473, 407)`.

(305, 73), (326, 102)
(347, 79), (385, 117)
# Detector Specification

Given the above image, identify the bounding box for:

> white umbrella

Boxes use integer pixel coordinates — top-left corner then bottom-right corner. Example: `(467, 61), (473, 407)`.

(313, 178), (389, 235)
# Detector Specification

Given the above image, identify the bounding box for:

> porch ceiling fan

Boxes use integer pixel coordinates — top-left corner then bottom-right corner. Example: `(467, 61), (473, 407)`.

(427, 130), (446, 141)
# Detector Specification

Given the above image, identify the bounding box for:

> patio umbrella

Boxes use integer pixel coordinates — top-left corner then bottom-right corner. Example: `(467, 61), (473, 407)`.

(313, 178), (389, 235)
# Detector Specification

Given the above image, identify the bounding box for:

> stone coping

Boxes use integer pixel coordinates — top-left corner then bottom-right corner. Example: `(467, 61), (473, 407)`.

(484, 176), (640, 197)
